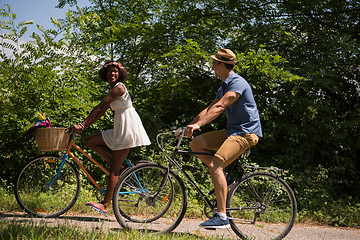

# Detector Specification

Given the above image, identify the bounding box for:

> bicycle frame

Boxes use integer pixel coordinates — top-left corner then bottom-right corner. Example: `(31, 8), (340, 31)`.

(170, 150), (218, 211)
(64, 134), (109, 191)
(156, 129), (229, 212)
(112, 128), (296, 239)
(156, 128), (280, 214)
(49, 132), (130, 194)
(48, 130), (142, 198)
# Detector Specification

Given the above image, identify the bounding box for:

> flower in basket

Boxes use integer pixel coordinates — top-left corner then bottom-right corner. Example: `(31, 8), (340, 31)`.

(26, 112), (53, 134)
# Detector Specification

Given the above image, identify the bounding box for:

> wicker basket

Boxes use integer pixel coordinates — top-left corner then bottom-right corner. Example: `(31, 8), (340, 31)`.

(35, 127), (69, 151)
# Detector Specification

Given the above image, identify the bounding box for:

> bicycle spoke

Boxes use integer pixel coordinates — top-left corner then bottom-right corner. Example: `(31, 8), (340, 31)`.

(15, 155), (81, 218)
(113, 163), (187, 233)
(227, 171), (296, 240)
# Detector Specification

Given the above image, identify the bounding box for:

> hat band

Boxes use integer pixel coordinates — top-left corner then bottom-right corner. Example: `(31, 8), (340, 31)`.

(215, 53), (234, 63)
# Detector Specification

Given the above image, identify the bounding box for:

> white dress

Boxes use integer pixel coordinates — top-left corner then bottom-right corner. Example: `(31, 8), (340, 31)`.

(101, 82), (151, 150)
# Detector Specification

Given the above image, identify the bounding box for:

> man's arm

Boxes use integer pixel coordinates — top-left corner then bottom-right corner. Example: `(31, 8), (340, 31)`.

(185, 91), (240, 137)
(188, 98), (219, 125)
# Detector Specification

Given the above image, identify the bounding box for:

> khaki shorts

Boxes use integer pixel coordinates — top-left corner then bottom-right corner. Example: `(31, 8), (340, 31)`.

(200, 129), (259, 167)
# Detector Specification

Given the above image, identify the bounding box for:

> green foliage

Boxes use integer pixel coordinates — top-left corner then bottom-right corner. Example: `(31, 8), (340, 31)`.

(0, 5), (104, 185)
(1, 0), (359, 228)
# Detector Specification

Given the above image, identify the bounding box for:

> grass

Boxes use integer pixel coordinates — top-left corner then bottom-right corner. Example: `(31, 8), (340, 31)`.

(1, 184), (206, 217)
(2, 184), (359, 230)
(0, 220), (226, 240)
(0, 186), (227, 240)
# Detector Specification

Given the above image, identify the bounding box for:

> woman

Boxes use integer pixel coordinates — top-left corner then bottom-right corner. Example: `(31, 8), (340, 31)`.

(72, 61), (151, 216)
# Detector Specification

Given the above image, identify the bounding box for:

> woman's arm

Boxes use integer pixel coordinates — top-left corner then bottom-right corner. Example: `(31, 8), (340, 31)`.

(73, 84), (125, 131)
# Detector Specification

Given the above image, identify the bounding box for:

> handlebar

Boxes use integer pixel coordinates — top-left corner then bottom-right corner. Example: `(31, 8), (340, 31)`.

(156, 127), (186, 157)
(66, 126), (73, 134)
(65, 126), (81, 141)
(174, 127), (187, 149)
(156, 126), (202, 160)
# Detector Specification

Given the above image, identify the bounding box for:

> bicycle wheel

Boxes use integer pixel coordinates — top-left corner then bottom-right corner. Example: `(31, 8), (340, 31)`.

(115, 163), (175, 223)
(14, 154), (81, 218)
(227, 171), (297, 240)
(113, 163), (187, 233)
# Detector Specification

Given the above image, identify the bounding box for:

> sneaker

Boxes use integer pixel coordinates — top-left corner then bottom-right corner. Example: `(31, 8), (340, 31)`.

(208, 174), (235, 196)
(200, 213), (230, 229)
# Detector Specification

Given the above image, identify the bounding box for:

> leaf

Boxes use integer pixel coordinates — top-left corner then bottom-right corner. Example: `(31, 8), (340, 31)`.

(51, 17), (63, 28)
(17, 20), (34, 27)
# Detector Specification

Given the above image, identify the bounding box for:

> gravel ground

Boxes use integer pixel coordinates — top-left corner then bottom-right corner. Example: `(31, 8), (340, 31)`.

(1, 211), (359, 240)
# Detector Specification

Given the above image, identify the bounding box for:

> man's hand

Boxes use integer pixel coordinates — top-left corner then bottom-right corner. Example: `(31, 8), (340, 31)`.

(185, 123), (200, 138)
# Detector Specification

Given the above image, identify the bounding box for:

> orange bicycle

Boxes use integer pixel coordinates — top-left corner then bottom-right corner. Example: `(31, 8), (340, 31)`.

(14, 127), (145, 218)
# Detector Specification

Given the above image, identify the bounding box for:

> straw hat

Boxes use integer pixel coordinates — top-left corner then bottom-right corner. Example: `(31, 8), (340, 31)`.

(211, 48), (238, 65)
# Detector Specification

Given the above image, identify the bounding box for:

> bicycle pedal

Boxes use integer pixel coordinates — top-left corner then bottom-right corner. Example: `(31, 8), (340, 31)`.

(204, 228), (216, 231)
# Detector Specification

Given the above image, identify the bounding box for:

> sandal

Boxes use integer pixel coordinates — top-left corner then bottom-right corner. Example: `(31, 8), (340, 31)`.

(85, 202), (108, 217)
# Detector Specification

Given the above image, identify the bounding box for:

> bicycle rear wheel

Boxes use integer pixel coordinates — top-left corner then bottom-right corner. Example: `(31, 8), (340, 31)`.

(14, 155), (81, 218)
(113, 163), (187, 233)
(227, 171), (297, 240)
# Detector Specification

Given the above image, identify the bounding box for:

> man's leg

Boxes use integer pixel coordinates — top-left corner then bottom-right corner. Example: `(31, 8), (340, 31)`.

(208, 156), (227, 214)
(190, 130), (230, 228)
(190, 129), (227, 165)
(190, 131), (228, 212)
(190, 135), (215, 165)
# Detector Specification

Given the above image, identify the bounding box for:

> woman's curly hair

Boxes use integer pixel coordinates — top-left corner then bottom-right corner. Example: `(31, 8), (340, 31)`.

(99, 61), (128, 83)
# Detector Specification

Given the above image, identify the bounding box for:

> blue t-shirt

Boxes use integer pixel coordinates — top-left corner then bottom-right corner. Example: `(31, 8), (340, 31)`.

(216, 72), (263, 137)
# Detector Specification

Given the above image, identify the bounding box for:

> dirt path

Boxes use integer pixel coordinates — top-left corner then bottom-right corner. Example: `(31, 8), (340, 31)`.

(1, 211), (359, 239)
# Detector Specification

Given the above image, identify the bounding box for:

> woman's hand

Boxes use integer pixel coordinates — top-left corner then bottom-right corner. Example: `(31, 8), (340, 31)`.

(72, 124), (84, 133)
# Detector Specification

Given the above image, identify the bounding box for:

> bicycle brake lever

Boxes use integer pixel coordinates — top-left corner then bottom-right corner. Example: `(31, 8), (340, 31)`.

(66, 126), (72, 134)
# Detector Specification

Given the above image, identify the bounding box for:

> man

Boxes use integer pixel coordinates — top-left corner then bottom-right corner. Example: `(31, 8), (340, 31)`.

(185, 48), (263, 228)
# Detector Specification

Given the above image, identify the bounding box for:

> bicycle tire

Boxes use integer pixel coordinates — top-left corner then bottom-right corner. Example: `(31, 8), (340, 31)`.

(118, 167), (175, 223)
(227, 171), (297, 240)
(14, 154), (81, 218)
(113, 163), (187, 233)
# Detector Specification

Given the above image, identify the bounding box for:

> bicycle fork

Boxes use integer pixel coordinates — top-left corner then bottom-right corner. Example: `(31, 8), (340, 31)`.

(46, 154), (68, 188)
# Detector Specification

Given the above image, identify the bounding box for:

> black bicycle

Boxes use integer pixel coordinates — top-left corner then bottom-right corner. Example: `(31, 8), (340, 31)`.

(112, 127), (297, 239)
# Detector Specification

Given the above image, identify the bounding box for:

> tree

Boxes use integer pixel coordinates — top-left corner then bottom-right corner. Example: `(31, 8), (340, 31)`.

(0, 4), (103, 184)
(55, 0), (359, 225)
(1, 0), (359, 226)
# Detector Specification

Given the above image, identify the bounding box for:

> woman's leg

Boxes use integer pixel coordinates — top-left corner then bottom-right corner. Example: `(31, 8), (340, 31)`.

(86, 148), (130, 213)
(102, 148), (130, 211)
(86, 132), (112, 164)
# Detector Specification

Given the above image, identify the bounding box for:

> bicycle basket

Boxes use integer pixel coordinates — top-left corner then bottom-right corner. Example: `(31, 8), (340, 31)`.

(35, 127), (69, 151)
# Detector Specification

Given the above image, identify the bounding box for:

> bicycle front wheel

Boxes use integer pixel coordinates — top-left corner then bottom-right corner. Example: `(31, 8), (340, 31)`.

(14, 155), (81, 218)
(113, 163), (187, 233)
(227, 171), (297, 240)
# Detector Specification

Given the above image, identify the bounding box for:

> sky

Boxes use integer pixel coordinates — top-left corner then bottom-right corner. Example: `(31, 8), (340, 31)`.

(1, 0), (90, 39)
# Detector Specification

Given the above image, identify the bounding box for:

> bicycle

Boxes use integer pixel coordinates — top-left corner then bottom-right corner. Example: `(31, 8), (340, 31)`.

(14, 128), (148, 218)
(112, 127), (297, 239)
